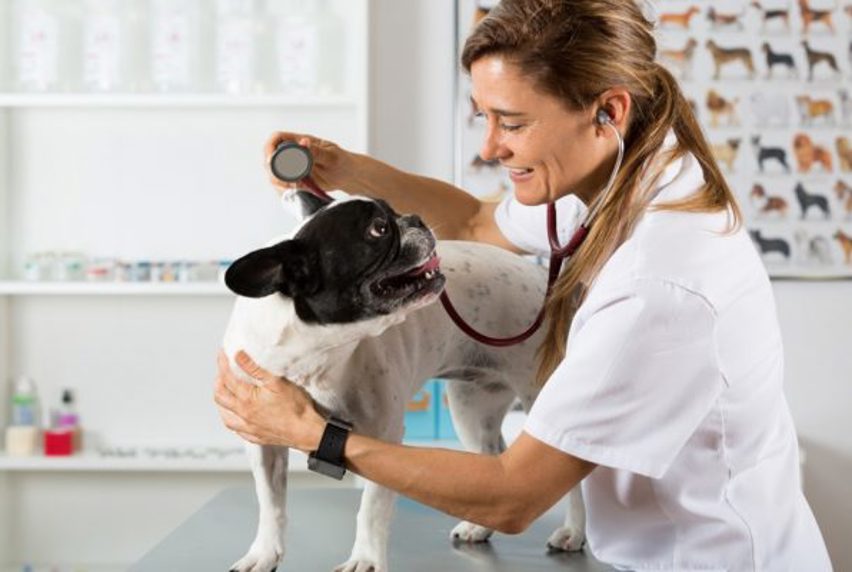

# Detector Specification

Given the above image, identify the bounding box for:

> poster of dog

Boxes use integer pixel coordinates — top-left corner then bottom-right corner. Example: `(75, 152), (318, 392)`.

(654, 0), (852, 279)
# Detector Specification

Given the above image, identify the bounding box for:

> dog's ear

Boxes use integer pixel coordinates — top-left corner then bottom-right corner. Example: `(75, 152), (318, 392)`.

(225, 240), (320, 298)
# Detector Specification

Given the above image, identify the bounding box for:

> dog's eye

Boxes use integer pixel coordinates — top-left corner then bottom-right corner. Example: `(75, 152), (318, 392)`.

(368, 219), (389, 239)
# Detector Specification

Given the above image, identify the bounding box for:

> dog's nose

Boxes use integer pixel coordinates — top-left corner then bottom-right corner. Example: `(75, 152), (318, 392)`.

(400, 214), (427, 230)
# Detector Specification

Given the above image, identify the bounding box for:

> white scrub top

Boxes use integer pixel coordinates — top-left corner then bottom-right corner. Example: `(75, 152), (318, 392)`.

(495, 146), (832, 571)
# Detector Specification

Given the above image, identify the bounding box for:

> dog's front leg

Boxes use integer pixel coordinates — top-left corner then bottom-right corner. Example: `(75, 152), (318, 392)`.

(546, 485), (587, 553)
(335, 481), (397, 572)
(230, 443), (289, 572)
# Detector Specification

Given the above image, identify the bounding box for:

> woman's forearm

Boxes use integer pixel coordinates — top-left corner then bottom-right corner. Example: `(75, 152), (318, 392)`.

(343, 433), (528, 534)
(343, 152), (483, 241)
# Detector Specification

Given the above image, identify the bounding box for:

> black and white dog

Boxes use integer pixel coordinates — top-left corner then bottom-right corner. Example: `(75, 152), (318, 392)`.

(222, 191), (585, 572)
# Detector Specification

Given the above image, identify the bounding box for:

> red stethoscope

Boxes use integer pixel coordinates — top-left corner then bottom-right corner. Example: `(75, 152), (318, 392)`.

(270, 115), (623, 347)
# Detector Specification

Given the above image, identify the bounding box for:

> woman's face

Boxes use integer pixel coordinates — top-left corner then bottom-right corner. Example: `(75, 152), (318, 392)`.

(470, 55), (613, 206)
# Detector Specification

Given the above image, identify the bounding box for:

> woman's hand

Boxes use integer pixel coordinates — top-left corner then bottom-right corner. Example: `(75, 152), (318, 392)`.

(263, 132), (355, 195)
(214, 350), (326, 452)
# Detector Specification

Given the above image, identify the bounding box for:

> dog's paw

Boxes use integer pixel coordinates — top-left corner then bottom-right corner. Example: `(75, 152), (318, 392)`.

(546, 525), (585, 553)
(333, 558), (385, 572)
(229, 545), (282, 572)
(450, 521), (494, 543)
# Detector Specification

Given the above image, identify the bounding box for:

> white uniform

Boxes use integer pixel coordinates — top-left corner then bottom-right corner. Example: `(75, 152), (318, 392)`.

(495, 146), (832, 571)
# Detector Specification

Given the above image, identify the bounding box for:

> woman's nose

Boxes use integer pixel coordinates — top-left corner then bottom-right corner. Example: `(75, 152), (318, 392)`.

(479, 126), (508, 163)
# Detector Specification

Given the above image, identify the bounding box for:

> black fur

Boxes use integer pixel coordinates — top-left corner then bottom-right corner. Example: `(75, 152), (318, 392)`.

(749, 229), (791, 259)
(225, 196), (444, 325)
(794, 182), (831, 219)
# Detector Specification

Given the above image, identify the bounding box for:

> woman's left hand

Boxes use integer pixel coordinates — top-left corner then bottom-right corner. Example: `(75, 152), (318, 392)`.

(214, 350), (325, 452)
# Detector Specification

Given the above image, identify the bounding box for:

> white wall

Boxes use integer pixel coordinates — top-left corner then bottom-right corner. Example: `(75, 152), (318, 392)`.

(369, 1), (851, 569)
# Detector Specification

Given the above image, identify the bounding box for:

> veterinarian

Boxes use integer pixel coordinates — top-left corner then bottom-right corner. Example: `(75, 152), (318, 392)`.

(214, 0), (831, 569)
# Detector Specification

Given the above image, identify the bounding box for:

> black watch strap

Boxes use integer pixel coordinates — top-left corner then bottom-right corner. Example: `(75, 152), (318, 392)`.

(307, 416), (353, 480)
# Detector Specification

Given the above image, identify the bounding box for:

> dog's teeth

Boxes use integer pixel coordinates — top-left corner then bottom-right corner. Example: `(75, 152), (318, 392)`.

(425, 270), (435, 280)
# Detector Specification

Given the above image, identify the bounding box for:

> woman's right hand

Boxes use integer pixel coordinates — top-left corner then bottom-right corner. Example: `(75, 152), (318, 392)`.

(263, 132), (354, 195)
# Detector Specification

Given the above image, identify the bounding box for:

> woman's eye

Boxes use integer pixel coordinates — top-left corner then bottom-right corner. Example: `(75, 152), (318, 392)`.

(369, 219), (389, 238)
(500, 122), (523, 132)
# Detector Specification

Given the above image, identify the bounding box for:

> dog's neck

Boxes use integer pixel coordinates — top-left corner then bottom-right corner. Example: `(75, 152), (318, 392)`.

(227, 293), (408, 384)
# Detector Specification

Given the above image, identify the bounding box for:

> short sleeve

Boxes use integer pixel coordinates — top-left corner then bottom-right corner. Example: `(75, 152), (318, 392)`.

(524, 278), (724, 478)
(494, 193), (587, 258)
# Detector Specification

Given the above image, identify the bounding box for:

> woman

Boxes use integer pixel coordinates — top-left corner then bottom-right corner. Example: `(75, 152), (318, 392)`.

(214, 0), (831, 569)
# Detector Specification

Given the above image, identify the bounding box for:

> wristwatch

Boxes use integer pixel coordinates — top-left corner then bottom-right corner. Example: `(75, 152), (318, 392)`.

(307, 416), (353, 480)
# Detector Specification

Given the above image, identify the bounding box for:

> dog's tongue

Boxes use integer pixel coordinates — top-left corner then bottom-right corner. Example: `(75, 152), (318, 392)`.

(406, 253), (441, 276)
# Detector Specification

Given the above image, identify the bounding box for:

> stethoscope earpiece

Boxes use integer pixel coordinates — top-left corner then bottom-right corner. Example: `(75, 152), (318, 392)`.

(596, 108), (613, 126)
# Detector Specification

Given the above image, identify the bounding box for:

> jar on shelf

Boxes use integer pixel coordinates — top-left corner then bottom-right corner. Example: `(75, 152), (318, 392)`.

(12, 0), (63, 92)
(81, 0), (127, 92)
(265, 0), (318, 95)
(215, 0), (260, 94)
(148, 0), (202, 92)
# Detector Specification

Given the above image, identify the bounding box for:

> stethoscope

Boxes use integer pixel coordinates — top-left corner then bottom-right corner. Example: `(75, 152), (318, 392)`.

(269, 109), (624, 347)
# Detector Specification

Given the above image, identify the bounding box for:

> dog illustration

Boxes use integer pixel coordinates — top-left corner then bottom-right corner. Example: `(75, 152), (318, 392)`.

(802, 41), (841, 80)
(799, 0), (836, 34)
(834, 179), (852, 219)
(750, 1), (792, 32)
(795, 95), (835, 125)
(751, 92), (791, 126)
(750, 183), (790, 218)
(795, 181), (832, 218)
(706, 89), (740, 127)
(752, 136), (791, 173)
(840, 90), (852, 124)
(794, 230), (834, 264)
(659, 38), (698, 81)
(222, 191), (586, 572)
(706, 40), (756, 80)
(749, 229), (791, 260)
(707, 7), (746, 29)
(762, 43), (798, 78)
(659, 6), (701, 28)
(836, 136), (852, 171)
(711, 138), (741, 172)
(834, 229), (852, 264)
(793, 133), (834, 172)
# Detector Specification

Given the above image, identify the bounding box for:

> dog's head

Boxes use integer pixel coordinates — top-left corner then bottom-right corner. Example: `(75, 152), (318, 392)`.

(225, 192), (446, 325)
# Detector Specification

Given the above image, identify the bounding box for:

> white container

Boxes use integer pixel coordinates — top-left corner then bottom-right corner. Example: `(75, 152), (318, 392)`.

(81, 0), (123, 91)
(12, 0), (61, 91)
(314, 0), (345, 96)
(267, 0), (318, 94)
(149, 0), (201, 92)
(215, 0), (258, 94)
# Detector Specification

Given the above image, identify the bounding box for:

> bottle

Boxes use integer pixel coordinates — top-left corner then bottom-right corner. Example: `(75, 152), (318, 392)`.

(11, 375), (39, 427)
(81, 0), (123, 92)
(314, 0), (345, 96)
(267, 0), (318, 94)
(215, 0), (259, 94)
(12, 0), (61, 92)
(56, 388), (82, 452)
(149, 0), (201, 92)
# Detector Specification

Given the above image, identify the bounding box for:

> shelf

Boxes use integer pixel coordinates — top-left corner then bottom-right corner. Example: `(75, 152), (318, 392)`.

(0, 93), (360, 109)
(0, 441), (461, 473)
(0, 281), (231, 296)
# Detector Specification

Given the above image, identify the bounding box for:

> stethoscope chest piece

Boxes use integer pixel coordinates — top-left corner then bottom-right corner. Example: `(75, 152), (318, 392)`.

(270, 142), (314, 182)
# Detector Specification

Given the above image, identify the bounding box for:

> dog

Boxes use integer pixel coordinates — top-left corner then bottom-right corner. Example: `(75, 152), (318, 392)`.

(762, 42), (799, 78)
(659, 6), (700, 28)
(839, 89), (852, 125)
(707, 6), (746, 29)
(750, 1), (792, 32)
(221, 191), (586, 572)
(750, 183), (790, 218)
(835, 229), (852, 264)
(794, 230), (834, 264)
(834, 179), (852, 219)
(793, 133), (834, 172)
(659, 38), (698, 81)
(799, 0), (836, 34)
(706, 40), (756, 80)
(711, 138), (741, 172)
(836, 136), (852, 171)
(749, 229), (791, 260)
(795, 95), (835, 125)
(706, 89), (739, 127)
(802, 41), (841, 80)
(752, 136), (791, 173)
(750, 92), (791, 126)
(795, 181), (832, 219)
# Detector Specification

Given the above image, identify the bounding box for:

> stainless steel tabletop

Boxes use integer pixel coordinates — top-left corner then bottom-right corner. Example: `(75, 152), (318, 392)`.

(131, 487), (613, 571)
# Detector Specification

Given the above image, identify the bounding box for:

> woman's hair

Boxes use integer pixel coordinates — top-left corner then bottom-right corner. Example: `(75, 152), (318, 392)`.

(461, 0), (742, 384)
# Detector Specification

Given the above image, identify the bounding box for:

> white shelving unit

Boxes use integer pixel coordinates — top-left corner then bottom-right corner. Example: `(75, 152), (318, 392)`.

(0, 0), (370, 568)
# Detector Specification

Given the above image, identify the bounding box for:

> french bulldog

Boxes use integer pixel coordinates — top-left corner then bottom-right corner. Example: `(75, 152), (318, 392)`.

(222, 191), (586, 572)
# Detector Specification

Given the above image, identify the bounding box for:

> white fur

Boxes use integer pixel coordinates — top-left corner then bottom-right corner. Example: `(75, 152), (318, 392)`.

(222, 198), (586, 572)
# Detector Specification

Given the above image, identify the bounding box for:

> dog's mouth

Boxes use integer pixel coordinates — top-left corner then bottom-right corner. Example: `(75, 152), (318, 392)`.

(370, 251), (444, 300)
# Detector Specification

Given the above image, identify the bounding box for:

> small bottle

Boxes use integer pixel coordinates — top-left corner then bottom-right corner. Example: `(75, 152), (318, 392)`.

(268, 0), (318, 94)
(215, 0), (258, 94)
(11, 375), (39, 427)
(149, 0), (201, 92)
(57, 388), (82, 452)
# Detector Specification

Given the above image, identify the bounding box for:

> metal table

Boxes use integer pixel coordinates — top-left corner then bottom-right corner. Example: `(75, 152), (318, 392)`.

(131, 487), (612, 571)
